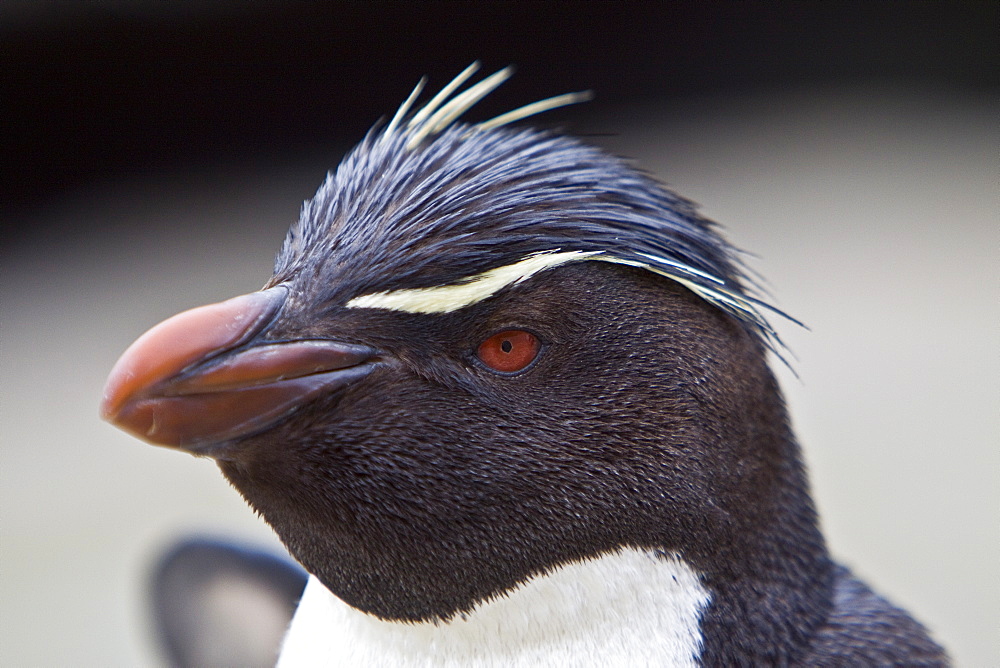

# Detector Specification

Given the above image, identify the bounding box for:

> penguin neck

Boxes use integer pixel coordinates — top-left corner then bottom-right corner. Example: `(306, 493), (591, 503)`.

(279, 549), (713, 667)
(694, 424), (836, 664)
(657, 337), (835, 663)
(699, 506), (834, 663)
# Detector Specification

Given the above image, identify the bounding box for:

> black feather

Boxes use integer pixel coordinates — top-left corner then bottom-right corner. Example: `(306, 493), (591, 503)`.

(272, 116), (794, 354)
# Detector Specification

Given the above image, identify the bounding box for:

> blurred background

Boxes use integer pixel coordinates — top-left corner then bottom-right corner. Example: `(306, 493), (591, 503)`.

(2, 2), (997, 665)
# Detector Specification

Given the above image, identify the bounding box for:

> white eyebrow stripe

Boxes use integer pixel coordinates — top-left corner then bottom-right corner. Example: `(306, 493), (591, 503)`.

(345, 251), (753, 329)
(345, 250), (600, 314)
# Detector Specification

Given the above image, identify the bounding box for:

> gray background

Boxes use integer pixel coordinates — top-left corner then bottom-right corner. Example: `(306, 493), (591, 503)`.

(3, 4), (997, 666)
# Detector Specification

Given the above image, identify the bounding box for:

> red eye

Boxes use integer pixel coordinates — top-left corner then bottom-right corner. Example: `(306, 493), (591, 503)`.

(476, 330), (541, 374)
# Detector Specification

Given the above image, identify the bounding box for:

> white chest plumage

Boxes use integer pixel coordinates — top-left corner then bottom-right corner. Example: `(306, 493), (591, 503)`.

(277, 549), (711, 667)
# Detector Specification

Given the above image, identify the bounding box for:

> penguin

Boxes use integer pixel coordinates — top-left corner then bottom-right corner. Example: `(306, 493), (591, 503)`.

(101, 63), (948, 665)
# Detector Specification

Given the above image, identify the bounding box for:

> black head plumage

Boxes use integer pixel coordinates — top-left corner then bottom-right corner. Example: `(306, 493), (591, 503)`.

(271, 63), (792, 353)
(229, 65), (829, 645)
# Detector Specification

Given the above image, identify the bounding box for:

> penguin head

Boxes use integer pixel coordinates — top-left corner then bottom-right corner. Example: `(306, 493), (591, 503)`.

(102, 64), (824, 627)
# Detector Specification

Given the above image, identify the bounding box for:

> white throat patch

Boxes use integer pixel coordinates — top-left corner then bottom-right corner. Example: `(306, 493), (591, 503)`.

(277, 549), (711, 667)
(345, 250), (599, 314)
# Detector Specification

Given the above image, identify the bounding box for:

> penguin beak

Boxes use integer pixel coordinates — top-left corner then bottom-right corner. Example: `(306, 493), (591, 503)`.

(100, 286), (375, 455)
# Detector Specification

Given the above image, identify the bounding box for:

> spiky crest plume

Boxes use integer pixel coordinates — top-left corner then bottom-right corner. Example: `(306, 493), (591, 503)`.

(272, 63), (796, 355)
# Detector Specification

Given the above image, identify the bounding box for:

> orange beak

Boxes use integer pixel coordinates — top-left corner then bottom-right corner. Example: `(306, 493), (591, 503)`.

(100, 286), (374, 455)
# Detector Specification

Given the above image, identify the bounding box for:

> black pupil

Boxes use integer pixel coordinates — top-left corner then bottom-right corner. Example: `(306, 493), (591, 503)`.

(500, 339), (513, 353)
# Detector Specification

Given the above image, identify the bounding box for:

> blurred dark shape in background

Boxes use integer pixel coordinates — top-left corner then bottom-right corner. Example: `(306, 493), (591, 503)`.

(150, 538), (306, 668)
